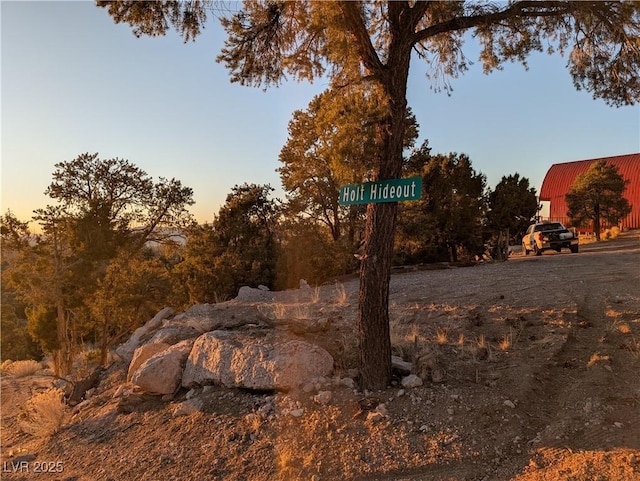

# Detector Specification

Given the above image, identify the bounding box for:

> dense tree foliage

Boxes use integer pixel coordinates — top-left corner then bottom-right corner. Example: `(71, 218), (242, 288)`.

(172, 223), (222, 305)
(0, 292), (42, 362)
(279, 85), (418, 239)
(279, 85), (398, 242)
(274, 216), (360, 290)
(565, 160), (632, 240)
(89, 251), (175, 365)
(3, 207), (80, 373)
(277, 84), (418, 287)
(1, 154), (194, 375)
(47, 152), (194, 254)
(487, 174), (539, 241)
(213, 183), (279, 292)
(0, 213), (43, 361)
(175, 184), (279, 303)
(398, 142), (487, 264)
(97, 0), (640, 389)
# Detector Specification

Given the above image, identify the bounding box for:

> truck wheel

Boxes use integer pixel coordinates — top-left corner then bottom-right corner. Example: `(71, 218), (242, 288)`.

(534, 245), (542, 256)
(570, 245), (579, 253)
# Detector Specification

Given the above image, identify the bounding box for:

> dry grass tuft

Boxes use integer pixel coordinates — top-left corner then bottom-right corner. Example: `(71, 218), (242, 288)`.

(245, 413), (262, 433)
(0, 359), (14, 375)
(413, 346), (441, 382)
(311, 286), (321, 304)
(275, 442), (315, 481)
(261, 303), (286, 319)
(334, 332), (359, 371)
(20, 388), (66, 437)
(587, 352), (611, 367)
(625, 336), (640, 361)
(212, 291), (229, 304)
(604, 310), (623, 333)
(390, 323), (423, 358)
(604, 315), (632, 335)
(334, 283), (348, 306)
(293, 305), (312, 319)
(617, 323), (632, 334)
(276, 444), (295, 475)
(5, 359), (42, 378)
(499, 330), (513, 351)
(435, 328), (449, 345)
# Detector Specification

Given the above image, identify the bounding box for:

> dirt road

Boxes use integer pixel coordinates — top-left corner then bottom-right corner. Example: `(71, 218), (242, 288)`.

(381, 231), (640, 480)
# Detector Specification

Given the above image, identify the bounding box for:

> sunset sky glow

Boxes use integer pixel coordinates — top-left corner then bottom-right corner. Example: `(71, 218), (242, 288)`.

(2, 1), (638, 226)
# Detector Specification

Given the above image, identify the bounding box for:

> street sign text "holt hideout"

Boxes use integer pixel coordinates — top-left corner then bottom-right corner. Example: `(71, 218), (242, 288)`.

(339, 177), (422, 206)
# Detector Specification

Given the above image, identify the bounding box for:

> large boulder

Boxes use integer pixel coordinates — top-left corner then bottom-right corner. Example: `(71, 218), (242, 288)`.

(172, 303), (270, 333)
(127, 342), (171, 382)
(147, 325), (200, 345)
(235, 286), (275, 303)
(391, 355), (413, 376)
(116, 307), (174, 362)
(182, 330), (334, 391)
(131, 340), (194, 395)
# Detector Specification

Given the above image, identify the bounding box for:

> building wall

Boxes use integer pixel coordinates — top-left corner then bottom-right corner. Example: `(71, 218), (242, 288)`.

(539, 153), (640, 230)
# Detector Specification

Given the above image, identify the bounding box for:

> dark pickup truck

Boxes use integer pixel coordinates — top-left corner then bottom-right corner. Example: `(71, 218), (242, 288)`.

(522, 222), (579, 255)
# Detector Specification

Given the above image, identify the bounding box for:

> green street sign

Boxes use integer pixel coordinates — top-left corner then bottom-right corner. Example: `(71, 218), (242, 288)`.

(339, 177), (422, 206)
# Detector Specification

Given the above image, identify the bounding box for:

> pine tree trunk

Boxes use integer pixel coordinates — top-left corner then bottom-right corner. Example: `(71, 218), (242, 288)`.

(55, 299), (72, 376)
(100, 318), (110, 367)
(357, 202), (397, 390)
(53, 231), (72, 376)
(349, 3), (414, 390)
(357, 79), (410, 390)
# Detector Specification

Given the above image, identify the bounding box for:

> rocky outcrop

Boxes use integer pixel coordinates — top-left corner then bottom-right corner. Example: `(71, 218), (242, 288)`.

(172, 303), (271, 333)
(116, 307), (175, 362)
(130, 340), (194, 395)
(391, 355), (413, 375)
(127, 342), (171, 382)
(121, 284), (340, 395)
(147, 325), (200, 346)
(182, 330), (334, 391)
(235, 286), (276, 303)
(401, 374), (423, 388)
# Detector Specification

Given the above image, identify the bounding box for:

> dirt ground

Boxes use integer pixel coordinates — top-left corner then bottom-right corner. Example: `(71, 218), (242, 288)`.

(2, 230), (639, 481)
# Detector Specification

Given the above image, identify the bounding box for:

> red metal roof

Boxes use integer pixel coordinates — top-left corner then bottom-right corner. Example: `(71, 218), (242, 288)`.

(539, 153), (640, 230)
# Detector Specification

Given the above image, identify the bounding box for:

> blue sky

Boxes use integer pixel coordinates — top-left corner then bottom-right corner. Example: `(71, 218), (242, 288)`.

(2, 1), (639, 226)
